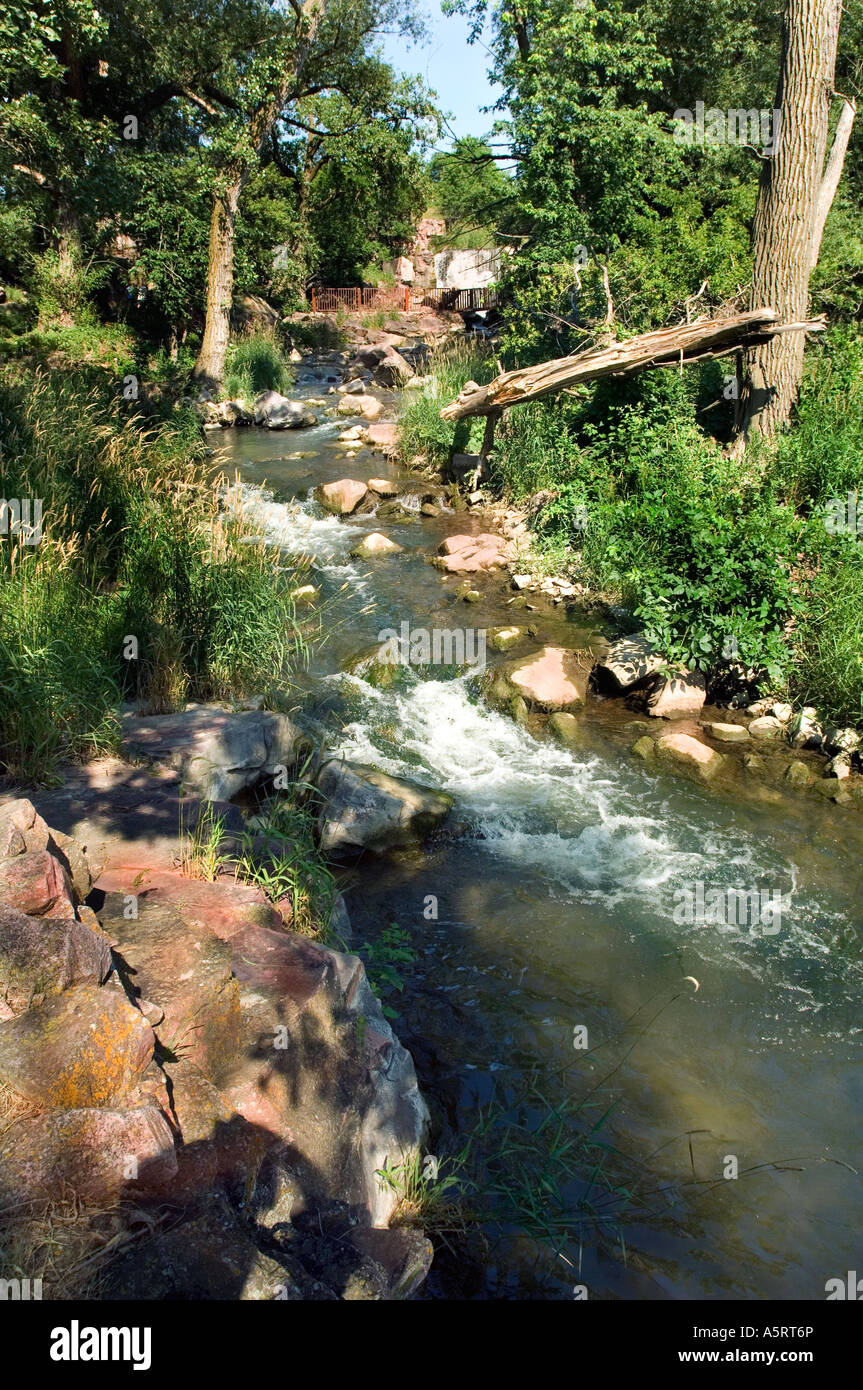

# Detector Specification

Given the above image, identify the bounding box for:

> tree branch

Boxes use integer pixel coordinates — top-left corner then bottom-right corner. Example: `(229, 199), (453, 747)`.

(810, 95), (857, 268)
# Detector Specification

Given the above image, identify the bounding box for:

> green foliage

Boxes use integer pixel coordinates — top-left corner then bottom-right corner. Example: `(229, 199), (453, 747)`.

(29, 246), (111, 328)
(224, 331), (292, 400)
(238, 796), (337, 938)
(358, 922), (415, 1020)
(397, 339), (496, 468)
(769, 328), (863, 511)
(427, 136), (515, 248)
(0, 365), (308, 778)
(484, 330), (863, 716)
(793, 543), (863, 723)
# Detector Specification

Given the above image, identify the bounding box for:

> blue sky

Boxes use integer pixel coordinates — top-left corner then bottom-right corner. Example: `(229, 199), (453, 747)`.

(377, 4), (504, 150)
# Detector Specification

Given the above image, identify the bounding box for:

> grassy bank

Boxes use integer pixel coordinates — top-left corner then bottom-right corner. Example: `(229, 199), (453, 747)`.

(398, 330), (863, 725)
(0, 365), (310, 781)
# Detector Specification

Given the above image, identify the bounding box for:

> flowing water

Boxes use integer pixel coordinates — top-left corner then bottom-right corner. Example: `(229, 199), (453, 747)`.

(216, 373), (863, 1301)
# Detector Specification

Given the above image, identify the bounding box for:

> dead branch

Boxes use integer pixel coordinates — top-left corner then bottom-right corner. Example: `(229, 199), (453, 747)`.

(440, 309), (825, 422)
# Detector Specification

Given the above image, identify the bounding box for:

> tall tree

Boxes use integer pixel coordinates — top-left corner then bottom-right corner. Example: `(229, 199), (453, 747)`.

(193, 0), (328, 386)
(738, 0), (855, 438)
(192, 0), (422, 387)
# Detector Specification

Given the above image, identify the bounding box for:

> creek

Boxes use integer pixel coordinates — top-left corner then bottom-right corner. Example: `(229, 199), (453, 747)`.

(217, 365), (863, 1300)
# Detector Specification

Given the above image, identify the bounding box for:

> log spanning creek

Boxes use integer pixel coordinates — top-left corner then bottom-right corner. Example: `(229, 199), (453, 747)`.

(217, 371), (863, 1301)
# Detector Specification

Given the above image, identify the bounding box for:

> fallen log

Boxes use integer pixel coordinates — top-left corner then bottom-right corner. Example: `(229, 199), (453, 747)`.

(440, 308), (825, 422)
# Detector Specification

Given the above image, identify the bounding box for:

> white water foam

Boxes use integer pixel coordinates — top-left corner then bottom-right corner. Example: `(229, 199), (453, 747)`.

(327, 670), (862, 999)
(224, 481), (379, 596)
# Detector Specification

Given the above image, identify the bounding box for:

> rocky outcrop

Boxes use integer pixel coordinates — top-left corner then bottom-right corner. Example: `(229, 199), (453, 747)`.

(120, 705), (304, 801)
(0, 798), (433, 1299)
(0, 1105), (177, 1205)
(0, 903), (111, 1017)
(0, 982), (154, 1107)
(316, 760), (453, 857)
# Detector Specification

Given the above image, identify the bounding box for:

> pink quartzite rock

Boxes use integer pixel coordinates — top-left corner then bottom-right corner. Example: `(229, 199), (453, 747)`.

(435, 532), (503, 573)
(364, 422), (398, 451)
(0, 849), (77, 918)
(0, 903), (112, 1016)
(0, 983), (154, 1108)
(0, 1105), (177, 1205)
(0, 799), (51, 858)
(100, 895), (241, 1086)
(229, 925), (331, 1010)
(646, 671), (706, 720)
(93, 868), (282, 941)
(654, 732), (725, 780)
(315, 478), (368, 514)
(504, 647), (589, 712)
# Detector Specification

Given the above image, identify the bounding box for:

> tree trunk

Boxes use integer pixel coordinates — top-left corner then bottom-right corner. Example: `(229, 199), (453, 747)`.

(192, 179), (242, 389)
(192, 0), (329, 387)
(738, 0), (844, 439)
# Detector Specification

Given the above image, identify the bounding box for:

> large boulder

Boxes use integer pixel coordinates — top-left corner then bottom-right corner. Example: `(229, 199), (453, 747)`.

(373, 351), (415, 388)
(364, 421), (399, 453)
(315, 479), (368, 515)
(0, 983), (154, 1108)
(484, 646), (589, 714)
(349, 532), (403, 558)
(0, 848), (77, 919)
(654, 732), (725, 781)
(316, 760), (453, 857)
(0, 904), (112, 1017)
(253, 391), (316, 429)
(645, 670), (706, 720)
(434, 532), (504, 574)
(337, 393), (383, 421)
(0, 799), (51, 858)
(120, 705), (303, 800)
(591, 634), (664, 694)
(224, 925), (429, 1227)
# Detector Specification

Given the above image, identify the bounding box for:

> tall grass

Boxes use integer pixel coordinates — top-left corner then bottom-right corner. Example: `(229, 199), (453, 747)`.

(223, 331), (292, 401)
(0, 365), (308, 780)
(397, 338), (497, 469)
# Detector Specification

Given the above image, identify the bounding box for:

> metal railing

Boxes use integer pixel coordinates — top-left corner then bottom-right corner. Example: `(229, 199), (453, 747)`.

(308, 285), (499, 313)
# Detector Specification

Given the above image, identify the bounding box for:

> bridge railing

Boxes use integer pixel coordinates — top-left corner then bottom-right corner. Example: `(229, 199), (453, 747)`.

(308, 286), (499, 314)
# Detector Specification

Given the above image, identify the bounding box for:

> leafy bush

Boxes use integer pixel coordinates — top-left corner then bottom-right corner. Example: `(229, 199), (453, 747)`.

(792, 539), (863, 721)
